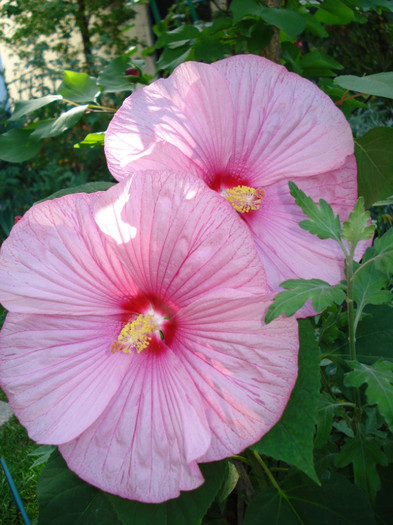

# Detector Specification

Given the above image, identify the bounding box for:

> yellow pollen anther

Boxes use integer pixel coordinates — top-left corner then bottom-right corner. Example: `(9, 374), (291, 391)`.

(111, 314), (158, 355)
(224, 185), (265, 213)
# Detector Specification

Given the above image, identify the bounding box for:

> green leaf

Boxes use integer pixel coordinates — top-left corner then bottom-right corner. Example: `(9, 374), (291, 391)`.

(353, 264), (392, 313)
(74, 132), (105, 149)
(355, 127), (393, 208)
(334, 72), (393, 99)
(244, 471), (376, 525)
(259, 7), (307, 37)
(335, 435), (388, 500)
(36, 182), (115, 203)
(288, 181), (342, 243)
(216, 462), (239, 508)
(335, 305), (393, 364)
(230, 0), (262, 23)
(9, 94), (63, 121)
(0, 128), (42, 162)
(156, 46), (192, 72)
(303, 13), (328, 38)
(342, 197), (375, 245)
(252, 320), (320, 483)
(155, 25), (200, 49)
(362, 228), (393, 276)
(58, 70), (100, 104)
(31, 105), (88, 139)
(315, 393), (345, 449)
(345, 360), (393, 432)
(300, 51), (343, 72)
(98, 53), (136, 93)
(315, 0), (355, 25)
(38, 450), (226, 525)
(265, 279), (346, 323)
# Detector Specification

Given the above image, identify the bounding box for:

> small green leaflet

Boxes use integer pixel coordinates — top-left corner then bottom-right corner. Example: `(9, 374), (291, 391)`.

(341, 197), (375, 246)
(265, 278), (346, 323)
(335, 435), (388, 501)
(345, 359), (393, 432)
(288, 181), (342, 243)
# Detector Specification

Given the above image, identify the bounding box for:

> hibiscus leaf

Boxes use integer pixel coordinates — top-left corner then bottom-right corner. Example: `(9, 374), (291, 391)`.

(315, 393), (345, 449)
(362, 228), (393, 276)
(288, 181), (342, 243)
(334, 435), (388, 501)
(344, 359), (393, 432)
(265, 279), (346, 323)
(38, 449), (227, 525)
(341, 197), (375, 246)
(353, 263), (392, 315)
(57, 70), (100, 104)
(252, 320), (320, 484)
(243, 471), (376, 525)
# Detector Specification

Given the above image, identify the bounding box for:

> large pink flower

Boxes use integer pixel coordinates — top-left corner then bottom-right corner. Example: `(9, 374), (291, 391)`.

(0, 170), (298, 503)
(105, 55), (359, 291)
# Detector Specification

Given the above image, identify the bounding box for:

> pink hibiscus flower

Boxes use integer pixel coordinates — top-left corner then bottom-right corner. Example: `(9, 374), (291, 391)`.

(105, 54), (359, 292)
(0, 170), (298, 503)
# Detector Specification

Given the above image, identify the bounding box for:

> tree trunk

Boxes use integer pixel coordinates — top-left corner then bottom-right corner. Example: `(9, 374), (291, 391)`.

(262, 0), (282, 64)
(75, 0), (93, 72)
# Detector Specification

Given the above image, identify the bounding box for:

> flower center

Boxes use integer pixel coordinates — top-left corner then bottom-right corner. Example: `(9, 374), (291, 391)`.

(223, 185), (265, 213)
(111, 314), (160, 355)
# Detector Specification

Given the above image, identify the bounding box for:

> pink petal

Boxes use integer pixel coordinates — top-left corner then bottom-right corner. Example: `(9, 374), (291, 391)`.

(176, 292), (298, 460)
(244, 155), (360, 290)
(105, 61), (235, 181)
(0, 193), (137, 315)
(213, 55), (353, 185)
(94, 170), (268, 307)
(0, 313), (129, 443)
(105, 55), (353, 186)
(60, 348), (211, 503)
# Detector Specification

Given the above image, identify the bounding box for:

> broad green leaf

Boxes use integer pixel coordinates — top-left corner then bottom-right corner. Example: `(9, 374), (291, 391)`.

(355, 127), (393, 208)
(300, 51), (343, 72)
(353, 264), (391, 314)
(0, 128), (42, 162)
(335, 305), (393, 364)
(342, 197), (375, 245)
(345, 360), (393, 432)
(252, 320), (320, 483)
(303, 13), (328, 38)
(192, 34), (232, 63)
(31, 105), (88, 139)
(74, 132), (105, 149)
(98, 54), (136, 93)
(58, 70), (100, 103)
(155, 25), (200, 49)
(244, 471), (375, 525)
(288, 181), (342, 243)
(334, 72), (393, 99)
(315, 0), (355, 25)
(156, 46), (192, 72)
(335, 435), (388, 500)
(230, 0), (262, 22)
(36, 182), (115, 203)
(315, 393), (345, 449)
(10, 94), (63, 121)
(38, 449), (226, 525)
(362, 228), (393, 276)
(216, 462), (239, 508)
(265, 279), (346, 323)
(259, 7), (307, 37)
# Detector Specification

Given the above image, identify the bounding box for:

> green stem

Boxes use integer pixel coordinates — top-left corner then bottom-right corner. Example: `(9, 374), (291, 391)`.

(345, 245), (362, 433)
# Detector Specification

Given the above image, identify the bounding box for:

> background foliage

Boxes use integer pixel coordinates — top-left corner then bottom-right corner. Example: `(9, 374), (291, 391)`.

(0, 1), (393, 524)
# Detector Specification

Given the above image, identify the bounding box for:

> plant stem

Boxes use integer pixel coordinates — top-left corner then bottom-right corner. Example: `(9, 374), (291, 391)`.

(345, 244), (363, 433)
